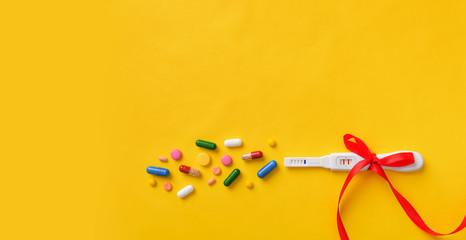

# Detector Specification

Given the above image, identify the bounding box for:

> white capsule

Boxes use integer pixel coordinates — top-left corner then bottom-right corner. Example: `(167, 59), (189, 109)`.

(224, 138), (243, 147)
(177, 185), (194, 198)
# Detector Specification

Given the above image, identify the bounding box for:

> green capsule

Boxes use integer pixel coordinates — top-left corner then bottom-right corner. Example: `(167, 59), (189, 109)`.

(196, 140), (217, 150)
(224, 169), (240, 186)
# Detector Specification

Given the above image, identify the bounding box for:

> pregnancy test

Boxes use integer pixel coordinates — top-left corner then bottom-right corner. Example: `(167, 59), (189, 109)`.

(284, 151), (423, 172)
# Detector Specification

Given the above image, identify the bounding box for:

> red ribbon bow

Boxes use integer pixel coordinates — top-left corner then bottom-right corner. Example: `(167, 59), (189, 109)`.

(337, 134), (466, 239)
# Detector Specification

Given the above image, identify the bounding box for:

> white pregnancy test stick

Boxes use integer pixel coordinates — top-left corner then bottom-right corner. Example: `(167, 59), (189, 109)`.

(284, 151), (423, 172)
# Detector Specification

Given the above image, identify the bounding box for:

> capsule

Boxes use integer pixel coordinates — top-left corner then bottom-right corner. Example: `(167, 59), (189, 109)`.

(179, 165), (200, 176)
(224, 138), (242, 147)
(257, 160), (277, 178)
(224, 168), (240, 186)
(177, 185), (194, 198)
(196, 140), (217, 150)
(241, 151), (263, 160)
(146, 166), (169, 177)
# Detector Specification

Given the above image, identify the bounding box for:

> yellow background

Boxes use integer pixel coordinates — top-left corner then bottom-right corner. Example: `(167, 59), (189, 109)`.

(1, 0), (466, 239)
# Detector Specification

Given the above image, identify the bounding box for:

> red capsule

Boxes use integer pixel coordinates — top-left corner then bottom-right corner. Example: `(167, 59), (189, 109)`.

(179, 165), (200, 176)
(241, 151), (263, 160)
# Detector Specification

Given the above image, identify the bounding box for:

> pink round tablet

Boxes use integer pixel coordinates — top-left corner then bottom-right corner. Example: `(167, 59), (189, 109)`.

(170, 149), (182, 160)
(207, 178), (216, 185)
(163, 182), (172, 191)
(221, 155), (232, 166)
(212, 166), (221, 175)
(158, 156), (168, 162)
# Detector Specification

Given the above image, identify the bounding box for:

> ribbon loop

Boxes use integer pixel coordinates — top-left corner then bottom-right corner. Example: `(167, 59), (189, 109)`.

(337, 134), (466, 240)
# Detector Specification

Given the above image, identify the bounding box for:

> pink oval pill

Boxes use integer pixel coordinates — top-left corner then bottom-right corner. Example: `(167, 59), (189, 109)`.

(221, 155), (232, 166)
(207, 178), (216, 185)
(158, 156), (168, 162)
(163, 182), (172, 191)
(170, 149), (182, 160)
(212, 166), (221, 175)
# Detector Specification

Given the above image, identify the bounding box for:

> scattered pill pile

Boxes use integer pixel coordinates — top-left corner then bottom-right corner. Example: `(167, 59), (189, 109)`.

(146, 138), (278, 200)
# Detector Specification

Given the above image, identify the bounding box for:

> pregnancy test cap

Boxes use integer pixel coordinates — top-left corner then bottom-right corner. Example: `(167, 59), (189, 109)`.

(284, 151), (423, 172)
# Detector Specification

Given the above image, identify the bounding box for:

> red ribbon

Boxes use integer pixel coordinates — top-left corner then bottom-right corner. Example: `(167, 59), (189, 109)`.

(337, 134), (466, 239)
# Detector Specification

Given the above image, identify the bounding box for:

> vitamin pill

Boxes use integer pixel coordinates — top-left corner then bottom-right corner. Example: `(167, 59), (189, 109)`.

(197, 153), (211, 166)
(212, 166), (221, 175)
(146, 166), (169, 177)
(224, 168), (240, 186)
(158, 156), (168, 162)
(148, 179), (157, 187)
(179, 165), (200, 176)
(207, 178), (216, 185)
(241, 151), (263, 160)
(177, 185), (194, 198)
(163, 182), (172, 191)
(267, 138), (276, 147)
(221, 155), (232, 166)
(170, 149), (182, 160)
(257, 160), (277, 178)
(245, 180), (254, 189)
(224, 138), (242, 147)
(196, 140), (217, 150)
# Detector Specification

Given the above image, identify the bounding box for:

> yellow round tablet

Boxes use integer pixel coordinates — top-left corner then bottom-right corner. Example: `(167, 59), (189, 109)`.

(245, 180), (254, 189)
(148, 178), (157, 187)
(197, 153), (211, 166)
(267, 138), (276, 147)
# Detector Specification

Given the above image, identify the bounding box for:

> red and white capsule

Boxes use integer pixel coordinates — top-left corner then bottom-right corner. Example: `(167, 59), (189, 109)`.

(241, 151), (263, 160)
(179, 165), (200, 176)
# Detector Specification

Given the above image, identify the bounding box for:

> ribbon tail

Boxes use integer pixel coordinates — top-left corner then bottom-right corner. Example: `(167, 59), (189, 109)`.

(337, 159), (371, 240)
(370, 164), (466, 236)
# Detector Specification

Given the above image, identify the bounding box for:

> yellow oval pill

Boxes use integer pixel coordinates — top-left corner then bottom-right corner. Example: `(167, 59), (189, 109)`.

(148, 179), (157, 187)
(267, 138), (276, 147)
(245, 180), (254, 189)
(197, 153), (211, 166)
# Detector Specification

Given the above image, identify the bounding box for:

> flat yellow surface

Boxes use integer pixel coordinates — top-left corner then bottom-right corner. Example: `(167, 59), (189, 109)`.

(1, 1), (466, 240)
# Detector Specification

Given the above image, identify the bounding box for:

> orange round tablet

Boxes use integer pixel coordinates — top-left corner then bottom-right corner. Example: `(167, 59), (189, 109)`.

(163, 182), (172, 191)
(212, 166), (221, 175)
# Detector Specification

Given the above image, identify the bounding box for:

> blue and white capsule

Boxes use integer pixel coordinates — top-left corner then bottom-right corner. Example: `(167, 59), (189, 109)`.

(146, 166), (169, 177)
(257, 160), (277, 178)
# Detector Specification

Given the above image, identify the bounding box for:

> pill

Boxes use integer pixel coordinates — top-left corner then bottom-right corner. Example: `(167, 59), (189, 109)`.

(170, 149), (182, 160)
(179, 165), (200, 176)
(163, 182), (172, 191)
(224, 138), (242, 147)
(197, 153), (211, 166)
(245, 180), (254, 189)
(207, 178), (216, 185)
(158, 156), (168, 162)
(241, 151), (263, 160)
(196, 140), (217, 150)
(212, 166), (221, 175)
(224, 168), (240, 186)
(146, 166), (169, 177)
(177, 185), (194, 198)
(148, 179), (157, 187)
(267, 138), (276, 147)
(257, 160), (277, 178)
(221, 155), (232, 166)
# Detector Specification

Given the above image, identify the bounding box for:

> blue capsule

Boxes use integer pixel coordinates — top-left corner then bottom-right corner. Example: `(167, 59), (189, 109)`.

(146, 166), (169, 177)
(257, 160), (277, 178)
